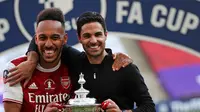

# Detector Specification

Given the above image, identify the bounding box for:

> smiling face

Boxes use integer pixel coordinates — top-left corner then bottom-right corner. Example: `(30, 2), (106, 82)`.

(35, 20), (67, 68)
(79, 22), (107, 59)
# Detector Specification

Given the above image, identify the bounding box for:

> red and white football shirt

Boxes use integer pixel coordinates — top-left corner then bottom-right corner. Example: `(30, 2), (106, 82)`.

(3, 57), (73, 112)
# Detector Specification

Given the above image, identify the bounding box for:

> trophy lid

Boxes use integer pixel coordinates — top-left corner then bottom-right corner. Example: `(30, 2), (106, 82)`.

(68, 73), (96, 105)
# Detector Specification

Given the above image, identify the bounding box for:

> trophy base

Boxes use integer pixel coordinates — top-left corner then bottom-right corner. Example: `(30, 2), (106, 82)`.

(64, 104), (101, 112)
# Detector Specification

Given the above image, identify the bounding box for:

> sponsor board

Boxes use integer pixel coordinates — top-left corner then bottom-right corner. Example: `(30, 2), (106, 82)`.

(156, 97), (200, 112)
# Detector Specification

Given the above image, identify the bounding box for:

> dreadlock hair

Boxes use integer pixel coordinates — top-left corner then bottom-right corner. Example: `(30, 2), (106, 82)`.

(76, 11), (107, 37)
(36, 8), (65, 28)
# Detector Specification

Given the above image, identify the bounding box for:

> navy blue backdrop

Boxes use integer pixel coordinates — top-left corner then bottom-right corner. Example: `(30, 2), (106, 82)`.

(0, 0), (199, 53)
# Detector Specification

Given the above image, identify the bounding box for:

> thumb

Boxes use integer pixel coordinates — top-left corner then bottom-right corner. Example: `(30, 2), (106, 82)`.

(23, 77), (31, 88)
(112, 53), (117, 60)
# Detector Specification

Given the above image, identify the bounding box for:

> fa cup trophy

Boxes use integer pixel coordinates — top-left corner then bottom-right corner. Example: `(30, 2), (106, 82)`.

(64, 73), (101, 112)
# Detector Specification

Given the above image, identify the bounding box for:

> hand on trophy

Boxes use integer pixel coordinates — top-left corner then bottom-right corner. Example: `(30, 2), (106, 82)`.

(44, 102), (65, 112)
(101, 99), (121, 112)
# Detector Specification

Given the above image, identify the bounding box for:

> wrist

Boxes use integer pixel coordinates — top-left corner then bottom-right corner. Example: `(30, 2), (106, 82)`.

(27, 51), (39, 64)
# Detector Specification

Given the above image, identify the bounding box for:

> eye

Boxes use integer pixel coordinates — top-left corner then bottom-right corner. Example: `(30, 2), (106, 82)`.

(51, 34), (61, 40)
(82, 33), (90, 39)
(38, 35), (46, 41)
(95, 32), (103, 37)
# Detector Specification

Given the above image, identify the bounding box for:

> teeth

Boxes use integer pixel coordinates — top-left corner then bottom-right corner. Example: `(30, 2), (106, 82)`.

(90, 46), (98, 48)
(45, 50), (54, 54)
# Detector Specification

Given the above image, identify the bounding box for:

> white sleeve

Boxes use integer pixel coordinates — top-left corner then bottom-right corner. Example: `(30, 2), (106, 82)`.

(3, 62), (23, 104)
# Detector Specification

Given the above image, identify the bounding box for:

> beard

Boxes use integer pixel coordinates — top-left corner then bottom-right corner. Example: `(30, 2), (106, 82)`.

(83, 46), (104, 58)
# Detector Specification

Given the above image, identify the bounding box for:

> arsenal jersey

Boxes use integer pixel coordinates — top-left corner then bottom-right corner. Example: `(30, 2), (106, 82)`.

(3, 57), (72, 112)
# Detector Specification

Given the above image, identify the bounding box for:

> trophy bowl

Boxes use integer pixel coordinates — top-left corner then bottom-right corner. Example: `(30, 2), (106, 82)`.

(63, 73), (102, 112)
(64, 103), (101, 112)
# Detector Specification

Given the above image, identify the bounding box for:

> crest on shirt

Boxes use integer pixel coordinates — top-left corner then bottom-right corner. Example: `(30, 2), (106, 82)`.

(44, 79), (55, 90)
(3, 70), (9, 84)
(61, 76), (71, 89)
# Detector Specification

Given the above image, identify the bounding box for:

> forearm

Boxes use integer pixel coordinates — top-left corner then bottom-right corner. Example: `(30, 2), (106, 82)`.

(4, 102), (21, 112)
(27, 37), (38, 54)
(27, 51), (39, 64)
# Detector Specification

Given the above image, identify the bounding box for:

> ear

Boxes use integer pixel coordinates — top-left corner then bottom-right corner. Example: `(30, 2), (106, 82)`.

(63, 34), (68, 45)
(105, 32), (108, 40)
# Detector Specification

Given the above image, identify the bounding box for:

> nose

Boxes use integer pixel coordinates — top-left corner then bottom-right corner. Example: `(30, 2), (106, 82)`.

(90, 36), (97, 43)
(45, 39), (53, 47)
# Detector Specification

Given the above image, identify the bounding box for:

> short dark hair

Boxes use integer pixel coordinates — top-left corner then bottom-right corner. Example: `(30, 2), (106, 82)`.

(36, 8), (65, 28)
(76, 11), (107, 37)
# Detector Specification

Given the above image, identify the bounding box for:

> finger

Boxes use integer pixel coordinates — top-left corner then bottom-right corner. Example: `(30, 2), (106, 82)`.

(105, 99), (120, 112)
(122, 60), (130, 68)
(112, 63), (121, 71)
(106, 108), (118, 112)
(50, 107), (58, 112)
(7, 70), (20, 78)
(123, 59), (133, 67)
(48, 102), (60, 107)
(5, 73), (21, 83)
(112, 63), (117, 71)
(23, 77), (31, 88)
(112, 60), (120, 71)
(45, 107), (58, 112)
(112, 53), (117, 60)
(8, 67), (18, 72)
(9, 76), (24, 86)
(106, 102), (116, 109)
(112, 67), (116, 71)
(101, 101), (111, 110)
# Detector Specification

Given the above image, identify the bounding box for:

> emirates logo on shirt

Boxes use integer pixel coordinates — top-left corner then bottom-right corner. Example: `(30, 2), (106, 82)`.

(61, 76), (71, 89)
(44, 79), (55, 90)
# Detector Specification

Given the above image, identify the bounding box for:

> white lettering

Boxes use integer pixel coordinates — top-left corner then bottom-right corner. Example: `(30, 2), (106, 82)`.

(46, 92), (49, 103)
(151, 5), (199, 35)
(36, 95), (46, 103)
(35, 104), (39, 112)
(63, 93), (68, 100)
(116, 1), (143, 24)
(181, 12), (199, 35)
(157, 104), (168, 112)
(170, 98), (200, 111)
(151, 4), (167, 28)
(127, 1), (143, 24)
(0, 18), (10, 42)
(29, 92), (69, 103)
(53, 94), (59, 102)
(59, 93), (63, 102)
(35, 104), (45, 112)
(49, 94), (53, 102)
(28, 93), (35, 103)
(65, 17), (77, 31)
(166, 8), (185, 32)
(116, 1), (129, 23)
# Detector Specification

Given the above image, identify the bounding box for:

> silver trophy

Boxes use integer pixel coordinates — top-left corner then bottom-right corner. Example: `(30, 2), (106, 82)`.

(64, 73), (101, 112)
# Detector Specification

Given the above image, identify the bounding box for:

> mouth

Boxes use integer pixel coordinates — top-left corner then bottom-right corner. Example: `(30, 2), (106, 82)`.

(90, 45), (99, 49)
(43, 49), (55, 58)
(88, 45), (100, 51)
